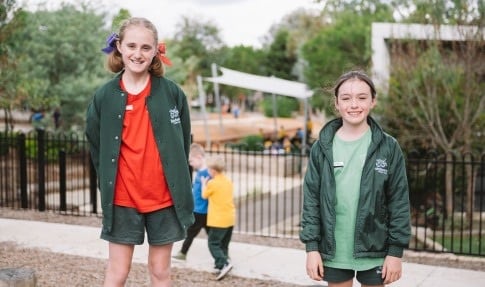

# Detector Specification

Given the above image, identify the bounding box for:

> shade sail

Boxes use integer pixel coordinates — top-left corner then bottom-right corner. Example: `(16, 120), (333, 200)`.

(204, 67), (313, 99)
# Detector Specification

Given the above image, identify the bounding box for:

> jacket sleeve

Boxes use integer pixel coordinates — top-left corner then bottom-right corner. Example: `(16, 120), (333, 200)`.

(179, 89), (191, 161)
(85, 93), (100, 174)
(386, 139), (411, 257)
(299, 143), (323, 252)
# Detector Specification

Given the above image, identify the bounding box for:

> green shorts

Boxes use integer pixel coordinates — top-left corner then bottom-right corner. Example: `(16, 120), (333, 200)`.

(324, 266), (384, 286)
(101, 205), (185, 245)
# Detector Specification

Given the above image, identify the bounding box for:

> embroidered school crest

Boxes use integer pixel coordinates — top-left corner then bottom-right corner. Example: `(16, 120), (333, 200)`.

(375, 158), (388, 175)
(169, 107), (181, 124)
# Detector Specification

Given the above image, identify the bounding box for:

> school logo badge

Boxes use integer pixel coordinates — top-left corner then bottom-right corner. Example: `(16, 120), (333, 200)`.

(169, 107), (181, 124)
(375, 158), (388, 175)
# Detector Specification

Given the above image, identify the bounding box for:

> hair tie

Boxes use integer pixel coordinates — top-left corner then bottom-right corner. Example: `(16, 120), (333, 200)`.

(101, 33), (119, 54)
(157, 43), (172, 66)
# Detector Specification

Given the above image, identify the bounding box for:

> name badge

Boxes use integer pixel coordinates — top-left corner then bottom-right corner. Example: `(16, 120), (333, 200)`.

(126, 105), (133, 111)
(333, 161), (344, 168)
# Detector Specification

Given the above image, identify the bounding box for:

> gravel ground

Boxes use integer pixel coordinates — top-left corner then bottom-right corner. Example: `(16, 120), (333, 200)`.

(1, 208), (485, 287)
(0, 208), (303, 287)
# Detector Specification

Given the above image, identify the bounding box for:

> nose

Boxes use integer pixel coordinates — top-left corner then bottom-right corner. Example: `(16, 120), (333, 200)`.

(133, 48), (142, 57)
(350, 98), (358, 107)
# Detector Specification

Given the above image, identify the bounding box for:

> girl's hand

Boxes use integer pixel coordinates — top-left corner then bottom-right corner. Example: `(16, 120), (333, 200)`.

(382, 255), (402, 284)
(306, 251), (323, 281)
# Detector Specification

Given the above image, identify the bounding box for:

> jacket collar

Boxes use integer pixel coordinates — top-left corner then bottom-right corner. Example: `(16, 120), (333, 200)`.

(318, 116), (384, 150)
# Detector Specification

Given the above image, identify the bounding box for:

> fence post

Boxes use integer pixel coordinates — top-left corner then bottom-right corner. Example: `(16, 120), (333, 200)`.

(89, 154), (97, 214)
(37, 129), (46, 211)
(18, 133), (28, 209)
(59, 150), (66, 212)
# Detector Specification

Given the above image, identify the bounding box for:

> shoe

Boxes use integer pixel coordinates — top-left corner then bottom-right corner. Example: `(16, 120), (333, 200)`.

(172, 251), (186, 261)
(216, 262), (233, 280)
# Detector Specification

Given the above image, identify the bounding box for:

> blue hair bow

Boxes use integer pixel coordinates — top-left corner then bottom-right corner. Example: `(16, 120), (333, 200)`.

(101, 33), (119, 54)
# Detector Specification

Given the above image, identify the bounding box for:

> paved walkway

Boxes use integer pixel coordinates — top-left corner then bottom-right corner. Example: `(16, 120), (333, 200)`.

(1, 218), (485, 286)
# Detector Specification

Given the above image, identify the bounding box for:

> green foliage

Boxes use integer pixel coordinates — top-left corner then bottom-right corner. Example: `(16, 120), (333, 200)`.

(172, 15), (224, 76)
(384, 41), (484, 153)
(261, 96), (299, 118)
(239, 135), (265, 151)
(11, 3), (110, 131)
(227, 135), (264, 152)
(0, 1), (26, 131)
(216, 45), (267, 98)
(110, 8), (130, 31)
(301, 3), (393, 111)
(264, 29), (297, 80)
(403, 0), (484, 25)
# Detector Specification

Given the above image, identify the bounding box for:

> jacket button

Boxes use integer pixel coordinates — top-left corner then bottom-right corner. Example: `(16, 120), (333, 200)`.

(118, 115), (121, 118)
(115, 136), (119, 140)
(111, 158), (115, 163)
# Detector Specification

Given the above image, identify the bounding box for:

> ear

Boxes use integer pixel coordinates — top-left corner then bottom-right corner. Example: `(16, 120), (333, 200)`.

(370, 97), (377, 109)
(116, 41), (121, 52)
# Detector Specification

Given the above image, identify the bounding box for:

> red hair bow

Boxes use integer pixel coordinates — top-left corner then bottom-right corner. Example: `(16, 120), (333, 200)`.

(157, 43), (172, 66)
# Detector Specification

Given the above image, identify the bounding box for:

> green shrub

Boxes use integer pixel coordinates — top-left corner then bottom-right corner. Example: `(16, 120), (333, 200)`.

(261, 96), (299, 118)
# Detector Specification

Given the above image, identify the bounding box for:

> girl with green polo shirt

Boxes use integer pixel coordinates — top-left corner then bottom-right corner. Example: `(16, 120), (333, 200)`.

(300, 70), (411, 287)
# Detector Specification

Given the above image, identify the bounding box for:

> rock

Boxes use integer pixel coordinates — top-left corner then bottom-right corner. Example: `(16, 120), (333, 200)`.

(0, 268), (36, 287)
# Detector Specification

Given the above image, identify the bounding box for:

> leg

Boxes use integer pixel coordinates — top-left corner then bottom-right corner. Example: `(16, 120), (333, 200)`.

(148, 243), (173, 287)
(207, 227), (227, 269)
(180, 213), (206, 254)
(221, 226), (233, 258)
(104, 242), (134, 287)
(328, 279), (354, 287)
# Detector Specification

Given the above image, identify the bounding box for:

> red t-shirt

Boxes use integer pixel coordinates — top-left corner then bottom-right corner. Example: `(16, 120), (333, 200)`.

(114, 78), (173, 212)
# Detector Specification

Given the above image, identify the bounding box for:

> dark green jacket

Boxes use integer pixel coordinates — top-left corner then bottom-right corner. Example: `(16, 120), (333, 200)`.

(85, 73), (194, 233)
(299, 117), (411, 259)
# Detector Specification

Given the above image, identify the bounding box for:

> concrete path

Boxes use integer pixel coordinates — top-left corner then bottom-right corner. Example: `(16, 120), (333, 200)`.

(1, 218), (485, 286)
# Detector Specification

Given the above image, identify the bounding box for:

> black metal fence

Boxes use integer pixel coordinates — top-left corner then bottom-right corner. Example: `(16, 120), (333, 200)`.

(0, 130), (484, 256)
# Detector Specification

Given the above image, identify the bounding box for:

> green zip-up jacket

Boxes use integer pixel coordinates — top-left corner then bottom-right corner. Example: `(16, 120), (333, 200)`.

(85, 73), (194, 233)
(299, 117), (411, 259)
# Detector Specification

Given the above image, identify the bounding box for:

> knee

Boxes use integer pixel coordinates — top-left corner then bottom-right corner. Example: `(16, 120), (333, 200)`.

(105, 263), (130, 286)
(148, 263), (170, 282)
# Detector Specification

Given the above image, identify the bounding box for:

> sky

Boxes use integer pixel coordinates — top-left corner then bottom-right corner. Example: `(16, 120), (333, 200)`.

(22, 0), (324, 48)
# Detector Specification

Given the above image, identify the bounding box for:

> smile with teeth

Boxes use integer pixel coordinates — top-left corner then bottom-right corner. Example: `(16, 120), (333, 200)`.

(130, 58), (145, 64)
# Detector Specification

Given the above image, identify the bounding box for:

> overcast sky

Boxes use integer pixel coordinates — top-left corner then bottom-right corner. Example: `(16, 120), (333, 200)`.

(22, 0), (323, 48)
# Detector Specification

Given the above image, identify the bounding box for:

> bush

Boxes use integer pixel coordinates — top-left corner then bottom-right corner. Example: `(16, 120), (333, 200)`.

(227, 135), (265, 152)
(261, 96), (299, 118)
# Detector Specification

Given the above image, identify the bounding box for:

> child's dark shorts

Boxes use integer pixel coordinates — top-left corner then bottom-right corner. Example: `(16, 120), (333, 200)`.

(323, 266), (384, 286)
(101, 205), (185, 245)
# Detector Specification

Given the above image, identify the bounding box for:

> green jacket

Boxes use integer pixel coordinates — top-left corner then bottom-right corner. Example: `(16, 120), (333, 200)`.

(299, 117), (411, 259)
(85, 73), (194, 233)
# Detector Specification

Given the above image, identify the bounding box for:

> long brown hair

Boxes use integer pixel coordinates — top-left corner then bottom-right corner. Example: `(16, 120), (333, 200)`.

(105, 17), (164, 77)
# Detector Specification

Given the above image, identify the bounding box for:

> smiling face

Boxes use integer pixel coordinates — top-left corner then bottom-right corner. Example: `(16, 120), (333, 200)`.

(116, 25), (156, 76)
(334, 78), (376, 128)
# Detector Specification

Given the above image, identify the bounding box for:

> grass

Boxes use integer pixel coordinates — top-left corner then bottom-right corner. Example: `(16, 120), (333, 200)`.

(436, 234), (485, 255)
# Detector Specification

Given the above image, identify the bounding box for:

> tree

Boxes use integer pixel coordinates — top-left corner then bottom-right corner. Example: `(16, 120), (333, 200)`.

(170, 16), (225, 106)
(383, 33), (484, 223)
(401, 0), (485, 25)
(10, 3), (110, 131)
(302, 0), (394, 113)
(0, 0), (25, 132)
(264, 29), (297, 80)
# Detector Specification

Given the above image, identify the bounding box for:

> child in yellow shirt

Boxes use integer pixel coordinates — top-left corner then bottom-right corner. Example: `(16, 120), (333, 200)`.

(202, 155), (236, 280)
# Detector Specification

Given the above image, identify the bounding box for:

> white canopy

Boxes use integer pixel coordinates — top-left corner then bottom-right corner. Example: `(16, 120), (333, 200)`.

(197, 65), (312, 154)
(205, 67), (313, 99)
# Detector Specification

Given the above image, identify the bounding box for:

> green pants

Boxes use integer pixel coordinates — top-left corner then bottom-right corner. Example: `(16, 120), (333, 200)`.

(207, 226), (233, 269)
